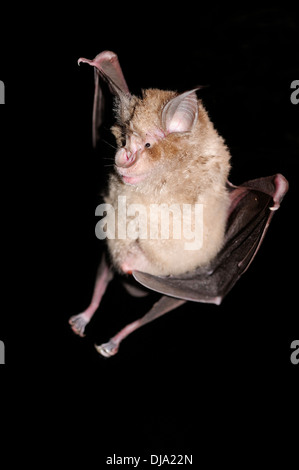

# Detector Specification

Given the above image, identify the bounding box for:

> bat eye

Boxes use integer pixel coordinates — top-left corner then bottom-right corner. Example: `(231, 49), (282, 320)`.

(145, 142), (151, 148)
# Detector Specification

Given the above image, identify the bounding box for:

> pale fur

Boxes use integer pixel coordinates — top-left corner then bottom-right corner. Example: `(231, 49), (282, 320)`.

(105, 89), (231, 276)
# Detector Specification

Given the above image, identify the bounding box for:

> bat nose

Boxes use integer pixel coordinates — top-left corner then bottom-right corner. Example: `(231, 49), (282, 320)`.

(115, 148), (137, 168)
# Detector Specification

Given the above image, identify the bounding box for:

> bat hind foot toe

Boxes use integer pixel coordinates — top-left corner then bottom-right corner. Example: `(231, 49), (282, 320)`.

(69, 313), (89, 337)
(94, 340), (119, 358)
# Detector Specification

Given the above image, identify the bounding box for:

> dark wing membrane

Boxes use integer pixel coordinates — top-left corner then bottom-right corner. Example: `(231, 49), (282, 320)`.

(78, 51), (130, 147)
(92, 69), (105, 148)
(133, 174), (289, 304)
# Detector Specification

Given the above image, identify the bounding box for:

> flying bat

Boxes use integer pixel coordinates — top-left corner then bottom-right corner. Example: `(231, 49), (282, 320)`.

(69, 51), (288, 357)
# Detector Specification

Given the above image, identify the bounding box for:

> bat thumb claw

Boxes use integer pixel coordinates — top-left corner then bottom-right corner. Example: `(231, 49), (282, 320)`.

(77, 57), (93, 66)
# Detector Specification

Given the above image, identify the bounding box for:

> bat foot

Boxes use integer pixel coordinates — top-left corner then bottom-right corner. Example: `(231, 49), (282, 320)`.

(94, 340), (119, 358)
(69, 313), (89, 337)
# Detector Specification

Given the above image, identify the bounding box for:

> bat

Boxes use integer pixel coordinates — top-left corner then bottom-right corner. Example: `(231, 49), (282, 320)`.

(69, 50), (289, 357)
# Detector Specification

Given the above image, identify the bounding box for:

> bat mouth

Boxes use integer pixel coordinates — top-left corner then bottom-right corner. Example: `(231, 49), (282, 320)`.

(116, 165), (146, 185)
(119, 172), (146, 185)
(116, 155), (147, 184)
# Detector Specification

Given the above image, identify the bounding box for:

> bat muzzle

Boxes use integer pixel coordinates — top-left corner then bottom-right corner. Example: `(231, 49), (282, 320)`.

(115, 148), (139, 168)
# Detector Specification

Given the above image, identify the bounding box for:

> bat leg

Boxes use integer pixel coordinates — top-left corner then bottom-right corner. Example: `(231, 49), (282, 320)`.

(94, 295), (186, 357)
(69, 253), (113, 337)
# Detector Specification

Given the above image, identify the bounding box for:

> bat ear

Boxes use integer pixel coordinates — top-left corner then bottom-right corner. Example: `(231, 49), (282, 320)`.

(162, 89), (199, 134)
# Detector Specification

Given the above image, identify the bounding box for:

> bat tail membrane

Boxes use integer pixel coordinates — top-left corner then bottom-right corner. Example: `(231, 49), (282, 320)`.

(133, 174), (289, 304)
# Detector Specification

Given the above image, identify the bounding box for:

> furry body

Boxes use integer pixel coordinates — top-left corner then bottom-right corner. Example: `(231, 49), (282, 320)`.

(105, 89), (231, 276)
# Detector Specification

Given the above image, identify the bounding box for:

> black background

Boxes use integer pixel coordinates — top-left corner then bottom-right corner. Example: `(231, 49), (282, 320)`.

(0, 4), (298, 466)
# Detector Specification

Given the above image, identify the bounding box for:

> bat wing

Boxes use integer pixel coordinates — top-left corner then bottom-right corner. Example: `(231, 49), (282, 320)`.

(78, 50), (130, 147)
(133, 174), (289, 304)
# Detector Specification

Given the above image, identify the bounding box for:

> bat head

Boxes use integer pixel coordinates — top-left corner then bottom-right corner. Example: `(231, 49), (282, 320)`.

(111, 88), (200, 186)
(78, 51), (230, 194)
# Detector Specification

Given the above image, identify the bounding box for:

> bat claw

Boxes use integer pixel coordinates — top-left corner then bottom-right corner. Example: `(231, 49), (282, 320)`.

(69, 313), (89, 337)
(94, 340), (119, 358)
